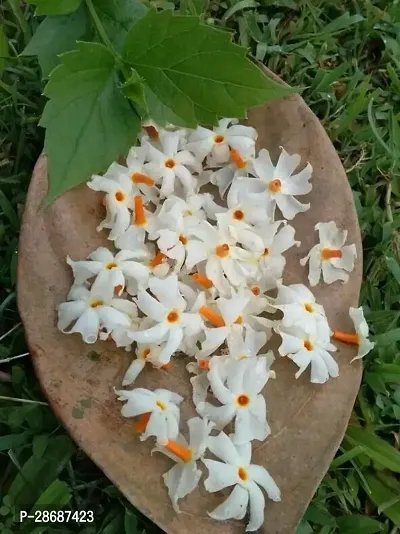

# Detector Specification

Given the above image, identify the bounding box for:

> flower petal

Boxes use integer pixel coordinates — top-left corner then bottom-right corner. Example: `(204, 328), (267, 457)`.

(208, 484), (249, 521)
(203, 459), (239, 492)
(247, 465), (281, 502)
(136, 290), (166, 321)
(207, 431), (242, 465)
(246, 480), (265, 532)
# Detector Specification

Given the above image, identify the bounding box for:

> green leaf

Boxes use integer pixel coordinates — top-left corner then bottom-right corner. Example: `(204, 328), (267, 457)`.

(0, 25), (9, 79)
(363, 472), (400, 525)
(41, 42), (141, 204)
(124, 509), (138, 533)
(345, 426), (400, 473)
(32, 434), (49, 458)
(22, 7), (88, 78)
(322, 13), (364, 33)
(32, 479), (71, 509)
(336, 515), (384, 534)
(7, 435), (75, 507)
(121, 69), (147, 110)
(92, 0), (148, 50)
(0, 432), (32, 451)
(28, 0), (82, 16)
(375, 328), (400, 346)
(123, 11), (293, 126)
(221, 0), (259, 25)
(385, 255), (400, 284)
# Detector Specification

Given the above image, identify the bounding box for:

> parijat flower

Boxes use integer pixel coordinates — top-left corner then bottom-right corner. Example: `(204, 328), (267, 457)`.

(154, 417), (215, 512)
(186, 118), (257, 164)
(243, 147), (312, 220)
(115, 387), (183, 442)
(129, 275), (203, 365)
(144, 130), (202, 196)
(122, 339), (162, 385)
(277, 325), (338, 384)
(203, 431), (281, 531)
(332, 306), (374, 361)
(300, 221), (357, 286)
(198, 359), (271, 444)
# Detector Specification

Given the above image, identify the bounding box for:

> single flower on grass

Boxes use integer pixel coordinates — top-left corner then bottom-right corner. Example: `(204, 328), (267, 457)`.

(277, 325), (338, 384)
(203, 431), (281, 531)
(57, 283), (131, 344)
(144, 130), (202, 196)
(332, 306), (375, 361)
(186, 118), (257, 164)
(300, 221), (357, 286)
(154, 417), (215, 512)
(128, 275), (203, 366)
(115, 387), (183, 442)
(198, 359), (271, 444)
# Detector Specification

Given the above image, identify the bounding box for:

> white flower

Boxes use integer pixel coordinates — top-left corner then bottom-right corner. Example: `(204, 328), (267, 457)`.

(122, 340), (162, 385)
(198, 359), (271, 444)
(274, 283), (330, 339)
(203, 432), (280, 531)
(129, 275), (203, 365)
(186, 361), (211, 406)
(67, 247), (150, 296)
(100, 298), (141, 348)
(332, 306), (374, 361)
(186, 118), (257, 164)
(115, 387), (183, 442)
(277, 325), (338, 383)
(57, 283), (131, 344)
(253, 220), (300, 287)
(300, 221), (357, 286)
(246, 147), (312, 220)
(193, 220), (258, 295)
(210, 152), (254, 196)
(155, 417), (215, 512)
(157, 193), (207, 223)
(144, 130), (201, 196)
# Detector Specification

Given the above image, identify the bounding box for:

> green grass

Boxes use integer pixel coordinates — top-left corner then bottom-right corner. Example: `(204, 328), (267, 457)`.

(1, 0), (400, 533)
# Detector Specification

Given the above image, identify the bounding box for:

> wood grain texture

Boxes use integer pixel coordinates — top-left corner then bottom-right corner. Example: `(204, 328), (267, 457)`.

(17, 71), (362, 534)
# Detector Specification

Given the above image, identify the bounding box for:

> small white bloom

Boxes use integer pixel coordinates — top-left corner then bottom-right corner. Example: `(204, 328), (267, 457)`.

(57, 283), (131, 344)
(198, 359), (271, 444)
(332, 306), (374, 361)
(100, 298), (141, 349)
(186, 118), (257, 164)
(274, 283), (330, 339)
(115, 387), (183, 442)
(122, 340), (162, 385)
(210, 153), (254, 197)
(155, 417), (215, 512)
(129, 275), (203, 365)
(186, 361), (211, 406)
(245, 147), (312, 220)
(67, 247), (150, 296)
(203, 431), (280, 531)
(144, 130), (201, 196)
(300, 221), (357, 286)
(277, 325), (338, 384)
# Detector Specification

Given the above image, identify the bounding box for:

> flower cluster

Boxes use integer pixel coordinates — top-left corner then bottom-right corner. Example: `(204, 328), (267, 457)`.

(57, 118), (374, 531)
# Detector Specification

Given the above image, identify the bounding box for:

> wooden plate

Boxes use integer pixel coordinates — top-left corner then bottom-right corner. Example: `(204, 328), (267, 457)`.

(17, 74), (362, 534)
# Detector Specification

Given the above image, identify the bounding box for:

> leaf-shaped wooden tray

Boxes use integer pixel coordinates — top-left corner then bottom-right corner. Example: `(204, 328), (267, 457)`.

(17, 80), (362, 534)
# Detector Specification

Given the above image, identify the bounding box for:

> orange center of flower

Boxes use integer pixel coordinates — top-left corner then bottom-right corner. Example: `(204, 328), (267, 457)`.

(191, 273), (213, 289)
(321, 248), (343, 260)
(131, 172), (155, 186)
(179, 235), (188, 245)
(105, 261), (118, 270)
(115, 191), (125, 202)
(198, 359), (209, 370)
(134, 195), (147, 226)
(167, 310), (179, 323)
(114, 284), (123, 295)
(262, 248), (269, 256)
(214, 134), (225, 144)
(268, 179), (282, 193)
(90, 299), (104, 308)
(233, 209), (245, 221)
(237, 394), (250, 407)
(251, 286), (261, 296)
(229, 149), (247, 169)
(235, 316), (243, 324)
(304, 340), (313, 351)
(238, 467), (248, 481)
(332, 331), (360, 345)
(164, 158), (176, 169)
(142, 348), (151, 359)
(156, 400), (167, 411)
(304, 303), (314, 313)
(149, 251), (166, 269)
(144, 125), (159, 140)
(216, 243), (230, 258)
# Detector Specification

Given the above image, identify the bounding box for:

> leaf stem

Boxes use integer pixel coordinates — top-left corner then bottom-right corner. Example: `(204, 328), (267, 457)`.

(84, 0), (120, 62)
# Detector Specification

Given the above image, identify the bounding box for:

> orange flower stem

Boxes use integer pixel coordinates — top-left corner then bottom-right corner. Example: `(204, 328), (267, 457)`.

(321, 248), (342, 260)
(161, 362), (171, 369)
(229, 148), (247, 169)
(144, 125), (159, 140)
(149, 251), (166, 269)
(164, 440), (193, 462)
(191, 273), (213, 289)
(198, 359), (209, 370)
(134, 195), (146, 226)
(132, 172), (155, 186)
(134, 412), (151, 433)
(332, 330), (359, 345)
(199, 306), (225, 327)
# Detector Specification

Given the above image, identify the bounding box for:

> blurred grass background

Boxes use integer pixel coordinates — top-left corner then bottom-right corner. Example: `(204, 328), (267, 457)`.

(0, 0), (400, 533)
